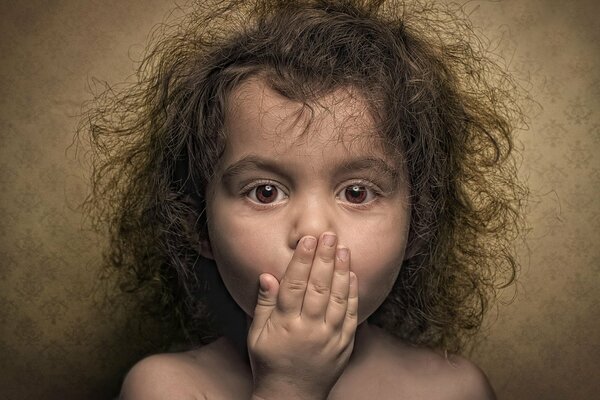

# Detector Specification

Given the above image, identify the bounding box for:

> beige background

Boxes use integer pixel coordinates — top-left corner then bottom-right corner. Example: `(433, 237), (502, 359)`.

(1, 0), (598, 398)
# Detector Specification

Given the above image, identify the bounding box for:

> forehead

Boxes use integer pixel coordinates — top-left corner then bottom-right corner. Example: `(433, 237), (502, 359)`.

(223, 77), (383, 156)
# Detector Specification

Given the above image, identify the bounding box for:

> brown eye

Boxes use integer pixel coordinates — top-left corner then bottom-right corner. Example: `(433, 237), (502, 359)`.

(254, 184), (278, 203)
(246, 182), (287, 205)
(344, 185), (367, 203)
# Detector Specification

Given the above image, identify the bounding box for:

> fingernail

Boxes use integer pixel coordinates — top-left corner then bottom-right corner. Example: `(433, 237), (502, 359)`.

(303, 236), (317, 251)
(337, 247), (349, 262)
(323, 233), (336, 247)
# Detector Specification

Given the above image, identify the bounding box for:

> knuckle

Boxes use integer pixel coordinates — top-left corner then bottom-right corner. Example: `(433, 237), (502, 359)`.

(310, 281), (330, 295)
(256, 296), (275, 307)
(329, 291), (347, 306)
(296, 253), (313, 265)
(333, 270), (347, 278)
(284, 278), (306, 292)
(317, 254), (334, 263)
(346, 302), (358, 319)
(346, 306), (358, 319)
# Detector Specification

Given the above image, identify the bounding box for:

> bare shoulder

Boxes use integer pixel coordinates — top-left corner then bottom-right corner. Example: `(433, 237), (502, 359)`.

(119, 351), (208, 400)
(119, 338), (251, 400)
(408, 350), (497, 400)
(368, 328), (496, 400)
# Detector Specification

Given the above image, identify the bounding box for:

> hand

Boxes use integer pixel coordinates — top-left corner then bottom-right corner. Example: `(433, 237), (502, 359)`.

(247, 233), (358, 400)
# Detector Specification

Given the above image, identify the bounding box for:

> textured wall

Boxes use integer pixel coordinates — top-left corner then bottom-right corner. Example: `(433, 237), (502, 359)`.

(1, 1), (598, 399)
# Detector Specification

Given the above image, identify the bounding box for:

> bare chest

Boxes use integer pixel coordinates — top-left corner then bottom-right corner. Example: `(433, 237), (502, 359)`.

(327, 361), (407, 400)
(201, 358), (408, 400)
(201, 373), (404, 400)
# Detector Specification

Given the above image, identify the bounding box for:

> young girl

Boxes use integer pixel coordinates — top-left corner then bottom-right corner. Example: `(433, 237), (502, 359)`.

(82, 0), (525, 398)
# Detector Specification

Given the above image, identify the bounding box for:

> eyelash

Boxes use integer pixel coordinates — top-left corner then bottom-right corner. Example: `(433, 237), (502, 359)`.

(240, 179), (384, 208)
(336, 180), (383, 208)
(241, 179), (289, 208)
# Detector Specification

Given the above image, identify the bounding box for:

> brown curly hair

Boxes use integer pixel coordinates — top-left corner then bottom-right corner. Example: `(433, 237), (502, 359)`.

(79, 0), (527, 353)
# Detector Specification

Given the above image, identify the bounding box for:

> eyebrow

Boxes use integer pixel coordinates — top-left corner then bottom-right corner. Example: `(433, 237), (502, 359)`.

(335, 157), (401, 183)
(221, 154), (401, 184)
(221, 155), (292, 182)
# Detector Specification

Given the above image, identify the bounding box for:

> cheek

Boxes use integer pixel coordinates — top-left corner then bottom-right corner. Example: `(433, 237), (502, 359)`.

(344, 217), (408, 322)
(353, 258), (402, 324)
(208, 207), (290, 316)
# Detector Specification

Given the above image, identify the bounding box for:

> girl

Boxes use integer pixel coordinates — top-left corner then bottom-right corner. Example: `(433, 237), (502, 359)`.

(81, 0), (525, 398)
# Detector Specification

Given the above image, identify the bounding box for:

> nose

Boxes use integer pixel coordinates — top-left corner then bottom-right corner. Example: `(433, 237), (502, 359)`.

(287, 194), (336, 249)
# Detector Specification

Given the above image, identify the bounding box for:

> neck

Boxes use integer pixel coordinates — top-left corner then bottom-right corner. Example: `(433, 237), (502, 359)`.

(348, 321), (377, 365)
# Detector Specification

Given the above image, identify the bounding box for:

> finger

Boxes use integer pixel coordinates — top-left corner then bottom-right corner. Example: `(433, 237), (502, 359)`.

(276, 236), (317, 316)
(248, 273), (280, 347)
(302, 232), (337, 320)
(342, 271), (359, 343)
(325, 246), (350, 328)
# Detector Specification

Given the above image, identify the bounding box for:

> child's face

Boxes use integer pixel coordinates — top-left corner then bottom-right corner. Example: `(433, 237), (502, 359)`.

(203, 78), (411, 324)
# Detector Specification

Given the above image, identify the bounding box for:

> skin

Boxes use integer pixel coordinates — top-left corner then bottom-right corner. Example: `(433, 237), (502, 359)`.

(206, 78), (411, 330)
(204, 78), (411, 398)
(119, 77), (497, 400)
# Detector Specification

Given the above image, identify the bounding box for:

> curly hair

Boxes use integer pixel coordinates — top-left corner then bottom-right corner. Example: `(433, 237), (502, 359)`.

(79, 0), (527, 353)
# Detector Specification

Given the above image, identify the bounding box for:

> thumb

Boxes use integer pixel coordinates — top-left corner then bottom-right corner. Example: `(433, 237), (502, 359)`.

(248, 273), (279, 347)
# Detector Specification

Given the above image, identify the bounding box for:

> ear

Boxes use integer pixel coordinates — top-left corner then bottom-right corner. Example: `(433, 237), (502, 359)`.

(199, 237), (214, 259)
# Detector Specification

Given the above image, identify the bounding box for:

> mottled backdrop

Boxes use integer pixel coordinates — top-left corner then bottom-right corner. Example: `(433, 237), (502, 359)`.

(1, 0), (598, 399)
